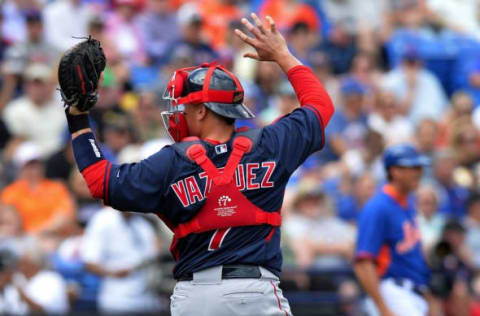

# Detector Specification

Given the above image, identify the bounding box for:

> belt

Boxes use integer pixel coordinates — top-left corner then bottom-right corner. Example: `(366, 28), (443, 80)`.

(393, 278), (427, 297)
(178, 264), (262, 281)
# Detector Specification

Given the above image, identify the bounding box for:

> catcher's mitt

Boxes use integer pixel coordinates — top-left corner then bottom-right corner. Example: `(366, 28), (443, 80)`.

(58, 36), (106, 112)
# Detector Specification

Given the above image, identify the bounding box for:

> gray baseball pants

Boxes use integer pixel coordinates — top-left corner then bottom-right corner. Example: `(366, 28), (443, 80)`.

(170, 265), (293, 316)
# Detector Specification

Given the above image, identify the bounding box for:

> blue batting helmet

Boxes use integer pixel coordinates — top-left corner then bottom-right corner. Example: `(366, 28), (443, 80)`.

(383, 144), (430, 170)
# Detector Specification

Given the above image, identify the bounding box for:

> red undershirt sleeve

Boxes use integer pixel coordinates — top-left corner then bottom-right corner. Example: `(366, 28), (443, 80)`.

(286, 65), (335, 126)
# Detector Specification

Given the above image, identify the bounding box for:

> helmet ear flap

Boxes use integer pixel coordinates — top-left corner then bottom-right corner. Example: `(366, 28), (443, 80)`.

(167, 70), (189, 99)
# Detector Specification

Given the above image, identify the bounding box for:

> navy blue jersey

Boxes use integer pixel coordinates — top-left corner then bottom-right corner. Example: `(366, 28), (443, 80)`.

(72, 65), (334, 279)
(105, 107), (324, 278)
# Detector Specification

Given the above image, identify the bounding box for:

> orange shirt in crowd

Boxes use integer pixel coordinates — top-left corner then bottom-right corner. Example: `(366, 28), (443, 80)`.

(1, 179), (74, 233)
(198, 1), (243, 50)
(259, 0), (320, 32)
(169, 0), (189, 10)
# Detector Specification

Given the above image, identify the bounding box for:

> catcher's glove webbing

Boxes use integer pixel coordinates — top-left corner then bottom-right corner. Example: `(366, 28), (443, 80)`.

(58, 36), (106, 112)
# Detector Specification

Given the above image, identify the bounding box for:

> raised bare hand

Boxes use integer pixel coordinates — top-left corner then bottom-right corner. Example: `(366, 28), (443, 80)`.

(235, 13), (290, 62)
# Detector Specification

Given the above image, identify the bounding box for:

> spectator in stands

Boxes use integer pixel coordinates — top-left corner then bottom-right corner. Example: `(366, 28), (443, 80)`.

(0, 242), (70, 315)
(465, 194), (480, 270)
(425, 0), (480, 39)
(432, 149), (470, 219)
(350, 52), (382, 93)
(429, 220), (474, 316)
(259, 0), (319, 34)
(416, 184), (445, 254)
(105, 0), (145, 64)
(318, 22), (357, 75)
(368, 89), (414, 145)
(259, 80), (299, 125)
(80, 207), (162, 313)
(283, 186), (355, 269)
(439, 91), (474, 147)
(1, 142), (74, 235)
(307, 50), (341, 106)
(322, 0), (388, 33)
(415, 119), (439, 178)
(336, 172), (378, 222)
(43, 0), (92, 52)
(136, 0), (179, 65)
(197, 0), (243, 50)
(49, 194), (100, 311)
(383, 50), (448, 124)
(2, 63), (66, 157)
(0, 10), (60, 110)
(167, 3), (217, 66)
(45, 138), (75, 182)
(251, 61), (284, 114)
(451, 120), (480, 170)
(323, 77), (369, 162)
(287, 22), (319, 64)
(100, 111), (137, 162)
(131, 91), (167, 141)
(341, 129), (385, 180)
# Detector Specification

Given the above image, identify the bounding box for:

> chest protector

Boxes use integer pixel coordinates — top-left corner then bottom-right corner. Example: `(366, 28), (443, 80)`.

(168, 129), (282, 259)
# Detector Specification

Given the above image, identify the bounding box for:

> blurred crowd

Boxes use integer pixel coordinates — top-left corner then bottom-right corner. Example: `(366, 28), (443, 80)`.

(2, 0), (480, 315)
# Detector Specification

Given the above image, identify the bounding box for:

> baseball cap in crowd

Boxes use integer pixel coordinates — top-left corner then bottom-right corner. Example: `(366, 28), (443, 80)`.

(340, 77), (367, 96)
(12, 142), (43, 169)
(443, 220), (466, 234)
(24, 10), (42, 23)
(402, 48), (422, 64)
(383, 144), (430, 170)
(23, 63), (52, 82)
(292, 182), (327, 209)
(177, 3), (202, 26)
(103, 111), (134, 133)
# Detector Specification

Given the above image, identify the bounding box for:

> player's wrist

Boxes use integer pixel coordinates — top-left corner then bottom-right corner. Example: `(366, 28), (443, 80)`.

(68, 105), (89, 116)
(66, 110), (90, 134)
(276, 52), (302, 73)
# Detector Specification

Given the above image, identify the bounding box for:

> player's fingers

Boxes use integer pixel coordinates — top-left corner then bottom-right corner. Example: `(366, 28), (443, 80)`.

(241, 17), (263, 39)
(266, 15), (277, 33)
(234, 29), (259, 48)
(250, 12), (267, 34)
(243, 52), (260, 60)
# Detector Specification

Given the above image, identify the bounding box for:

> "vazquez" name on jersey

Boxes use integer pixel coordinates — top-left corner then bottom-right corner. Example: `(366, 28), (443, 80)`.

(170, 162), (276, 207)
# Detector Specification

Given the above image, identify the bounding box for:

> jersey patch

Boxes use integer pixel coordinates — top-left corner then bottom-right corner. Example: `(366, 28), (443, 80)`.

(215, 144), (228, 155)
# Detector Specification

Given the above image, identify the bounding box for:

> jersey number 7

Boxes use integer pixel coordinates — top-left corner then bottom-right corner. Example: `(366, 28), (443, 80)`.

(208, 228), (231, 251)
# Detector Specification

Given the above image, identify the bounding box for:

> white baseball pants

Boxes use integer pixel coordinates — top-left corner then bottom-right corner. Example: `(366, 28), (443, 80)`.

(364, 278), (428, 316)
(170, 266), (292, 316)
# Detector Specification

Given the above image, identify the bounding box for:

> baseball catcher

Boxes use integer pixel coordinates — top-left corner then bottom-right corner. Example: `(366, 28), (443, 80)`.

(59, 13), (335, 316)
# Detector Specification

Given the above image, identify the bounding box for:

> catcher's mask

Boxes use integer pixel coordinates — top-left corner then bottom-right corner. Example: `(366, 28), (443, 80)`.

(162, 62), (254, 142)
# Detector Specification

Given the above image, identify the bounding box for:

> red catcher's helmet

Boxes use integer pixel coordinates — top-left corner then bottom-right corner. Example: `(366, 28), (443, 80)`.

(162, 62), (254, 119)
